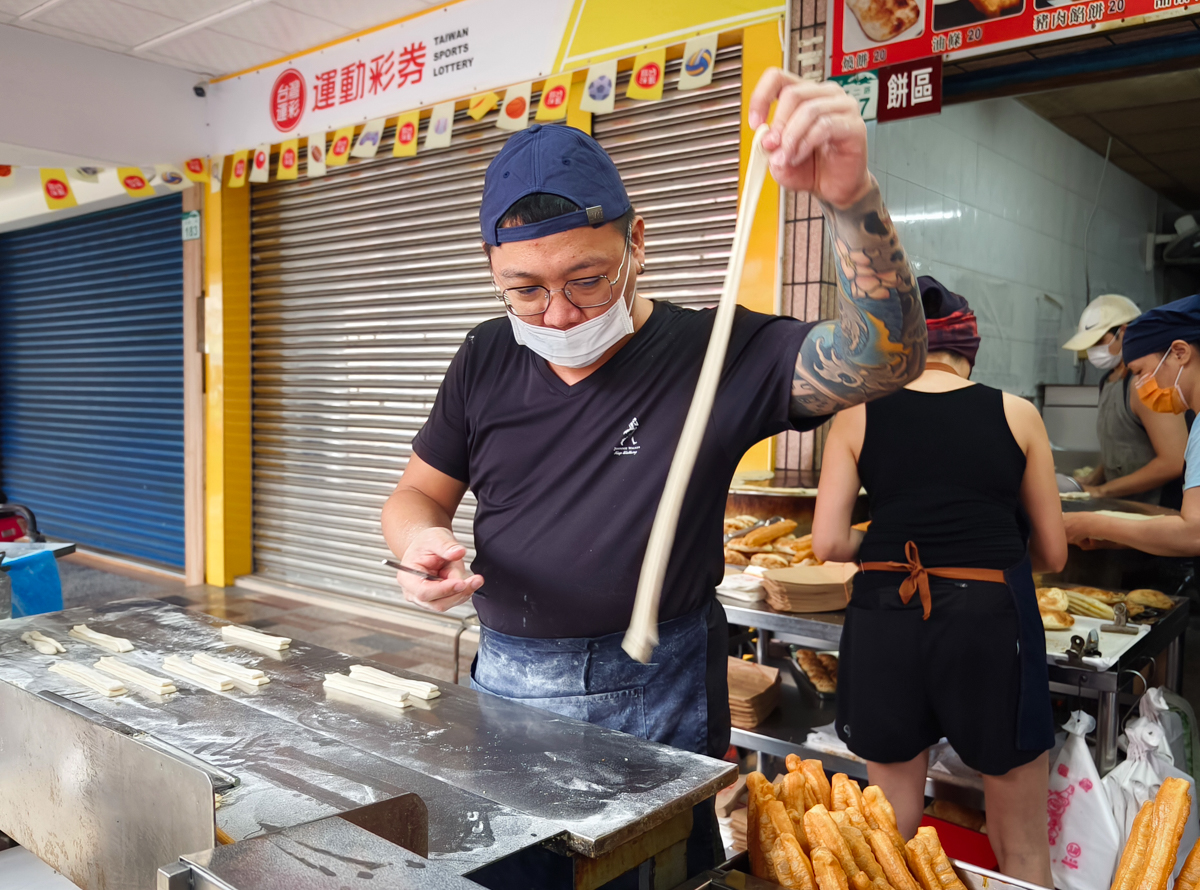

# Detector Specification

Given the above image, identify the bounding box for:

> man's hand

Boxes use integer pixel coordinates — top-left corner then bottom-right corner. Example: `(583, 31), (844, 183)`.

(395, 527), (483, 613)
(749, 68), (871, 209)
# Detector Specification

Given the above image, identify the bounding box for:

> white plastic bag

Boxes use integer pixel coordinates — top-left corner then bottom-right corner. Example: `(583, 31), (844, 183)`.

(1103, 719), (1200, 884)
(1048, 712), (1121, 890)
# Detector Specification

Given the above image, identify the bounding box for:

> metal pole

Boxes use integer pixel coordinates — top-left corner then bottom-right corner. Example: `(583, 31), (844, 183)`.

(1096, 689), (1120, 775)
(1166, 636), (1183, 692)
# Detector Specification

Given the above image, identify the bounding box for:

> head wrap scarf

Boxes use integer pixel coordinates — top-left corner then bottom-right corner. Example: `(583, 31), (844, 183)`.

(1122, 294), (1200, 363)
(918, 276), (980, 367)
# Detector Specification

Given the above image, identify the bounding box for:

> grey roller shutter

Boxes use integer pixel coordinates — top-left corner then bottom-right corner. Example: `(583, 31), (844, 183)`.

(249, 45), (742, 604)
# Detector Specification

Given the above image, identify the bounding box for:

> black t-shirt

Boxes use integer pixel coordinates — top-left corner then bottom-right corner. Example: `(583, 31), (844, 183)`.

(412, 301), (823, 638)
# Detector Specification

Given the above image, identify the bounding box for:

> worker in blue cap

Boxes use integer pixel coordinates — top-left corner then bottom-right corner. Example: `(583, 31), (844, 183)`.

(1065, 294), (1200, 554)
(381, 69), (928, 873)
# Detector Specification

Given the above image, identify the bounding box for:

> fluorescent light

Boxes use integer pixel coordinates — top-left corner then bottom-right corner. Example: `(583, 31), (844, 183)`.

(892, 210), (963, 223)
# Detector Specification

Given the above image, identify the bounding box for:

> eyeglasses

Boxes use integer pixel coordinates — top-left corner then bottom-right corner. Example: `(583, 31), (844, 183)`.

(494, 233), (632, 318)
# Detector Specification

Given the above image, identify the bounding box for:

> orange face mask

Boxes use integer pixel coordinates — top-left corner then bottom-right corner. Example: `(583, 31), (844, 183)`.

(1136, 353), (1189, 414)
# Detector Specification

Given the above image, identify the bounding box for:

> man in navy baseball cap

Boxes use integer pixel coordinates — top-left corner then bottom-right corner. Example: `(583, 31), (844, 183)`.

(384, 71), (929, 876)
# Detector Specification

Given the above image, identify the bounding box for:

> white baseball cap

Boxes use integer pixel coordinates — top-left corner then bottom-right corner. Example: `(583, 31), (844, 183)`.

(1063, 294), (1142, 351)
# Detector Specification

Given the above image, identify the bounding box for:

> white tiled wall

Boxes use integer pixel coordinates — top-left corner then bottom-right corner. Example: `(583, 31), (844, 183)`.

(867, 98), (1160, 397)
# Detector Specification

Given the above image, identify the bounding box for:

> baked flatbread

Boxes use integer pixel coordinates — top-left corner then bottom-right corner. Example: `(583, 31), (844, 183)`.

(845, 0), (920, 42)
(1041, 609), (1074, 631)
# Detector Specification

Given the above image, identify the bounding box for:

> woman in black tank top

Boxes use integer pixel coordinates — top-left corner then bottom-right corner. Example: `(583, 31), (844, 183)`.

(812, 279), (1066, 886)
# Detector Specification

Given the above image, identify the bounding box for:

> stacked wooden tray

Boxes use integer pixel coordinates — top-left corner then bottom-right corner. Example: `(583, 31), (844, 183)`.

(728, 657), (781, 730)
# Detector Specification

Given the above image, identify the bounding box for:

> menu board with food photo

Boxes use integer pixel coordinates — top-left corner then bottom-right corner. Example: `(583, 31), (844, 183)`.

(830, 0), (1200, 75)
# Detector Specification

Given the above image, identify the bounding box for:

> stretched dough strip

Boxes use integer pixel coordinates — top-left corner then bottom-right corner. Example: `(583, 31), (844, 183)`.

(221, 625), (290, 650)
(348, 665), (439, 699)
(69, 624), (133, 653)
(49, 661), (125, 696)
(192, 652), (269, 685)
(622, 125), (772, 662)
(21, 631), (65, 655)
(163, 655), (234, 692)
(95, 657), (176, 695)
(324, 672), (410, 708)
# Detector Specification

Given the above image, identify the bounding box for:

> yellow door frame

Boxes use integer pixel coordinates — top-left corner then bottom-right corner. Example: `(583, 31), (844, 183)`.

(203, 170), (253, 587)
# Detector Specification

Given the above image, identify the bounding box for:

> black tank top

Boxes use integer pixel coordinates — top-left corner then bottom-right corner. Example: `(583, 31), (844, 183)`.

(856, 384), (1027, 571)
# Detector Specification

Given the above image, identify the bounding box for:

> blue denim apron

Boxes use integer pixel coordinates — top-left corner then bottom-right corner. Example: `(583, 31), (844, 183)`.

(472, 604), (711, 754)
(470, 599), (727, 877)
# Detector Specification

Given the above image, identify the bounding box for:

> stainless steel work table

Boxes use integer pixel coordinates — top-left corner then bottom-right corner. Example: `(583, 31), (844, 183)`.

(0, 599), (734, 889)
(720, 591), (1190, 783)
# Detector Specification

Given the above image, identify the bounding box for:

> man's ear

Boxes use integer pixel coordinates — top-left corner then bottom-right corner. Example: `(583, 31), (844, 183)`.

(1175, 339), (1197, 365)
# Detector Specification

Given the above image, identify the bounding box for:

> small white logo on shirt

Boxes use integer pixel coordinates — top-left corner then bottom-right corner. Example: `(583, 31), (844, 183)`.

(613, 417), (640, 456)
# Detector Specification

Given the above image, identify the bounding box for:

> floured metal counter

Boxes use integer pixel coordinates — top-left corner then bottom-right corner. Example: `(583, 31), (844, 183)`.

(0, 599), (734, 889)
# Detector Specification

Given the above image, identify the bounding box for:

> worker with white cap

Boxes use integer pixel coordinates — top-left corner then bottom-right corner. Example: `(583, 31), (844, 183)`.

(1063, 294), (1187, 505)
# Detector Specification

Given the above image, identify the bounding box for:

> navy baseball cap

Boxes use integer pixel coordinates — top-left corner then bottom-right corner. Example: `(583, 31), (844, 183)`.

(480, 124), (631, 247)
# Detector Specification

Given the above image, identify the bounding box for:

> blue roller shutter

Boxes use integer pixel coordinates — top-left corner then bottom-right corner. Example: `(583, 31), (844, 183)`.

(0, 195), (185, 567)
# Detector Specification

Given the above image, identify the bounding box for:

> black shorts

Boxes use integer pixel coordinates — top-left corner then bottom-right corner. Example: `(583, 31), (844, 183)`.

(835, 571), (1048, 777)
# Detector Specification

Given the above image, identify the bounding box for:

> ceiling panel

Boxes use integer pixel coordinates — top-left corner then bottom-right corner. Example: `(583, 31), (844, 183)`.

(0, 0), (43, 14)
(118, 0), (232, 17)
(275, 0), (435, 31)
(37, 0), (182, 46)
(2, 0), (441, 77)
(207, 3), (346, 53)
(142, 26), (280, 75)
(17, 18), (129, 53)
(1022, 69), (1200, 209)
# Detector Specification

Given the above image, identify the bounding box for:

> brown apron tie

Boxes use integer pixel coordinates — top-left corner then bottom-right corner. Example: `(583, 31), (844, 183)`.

(860, 541), (1007, 620)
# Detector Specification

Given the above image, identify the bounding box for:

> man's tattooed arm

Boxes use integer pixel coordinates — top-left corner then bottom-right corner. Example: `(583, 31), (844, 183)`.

(791, 177), (927, 419)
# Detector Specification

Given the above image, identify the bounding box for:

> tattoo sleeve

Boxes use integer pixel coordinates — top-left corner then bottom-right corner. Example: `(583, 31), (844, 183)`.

(790, 178), (927, 419)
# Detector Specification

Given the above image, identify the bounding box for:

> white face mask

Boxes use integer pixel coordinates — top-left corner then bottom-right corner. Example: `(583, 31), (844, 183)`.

(1087, 342), (1121, 370)
(504, 235), (636, 369)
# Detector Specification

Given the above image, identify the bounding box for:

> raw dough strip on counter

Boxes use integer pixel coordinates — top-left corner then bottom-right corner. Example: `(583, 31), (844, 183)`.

(69, 624), (134, 653)
(192, 652), (269, 685)
(49, 662), (125, 696)
(21, 631), (65, 655)
(347, 665), (439, 699)
(95, 657), (176, 695)
(221, 625), (291, 650)
(324, 672), (410, 708)
(622, 124), (772, 664)
(163, 655), (234, 692)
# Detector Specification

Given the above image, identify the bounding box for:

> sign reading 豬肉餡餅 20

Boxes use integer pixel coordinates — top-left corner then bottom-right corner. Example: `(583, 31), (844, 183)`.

(207, 0), (574, 156)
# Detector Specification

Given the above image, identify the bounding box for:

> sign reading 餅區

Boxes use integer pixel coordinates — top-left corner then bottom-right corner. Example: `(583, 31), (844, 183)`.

(832, 56), (941, 122)
(876, 56), (941, 122)
(209, 0), (573, 156)
(829, 0), (1200, 75)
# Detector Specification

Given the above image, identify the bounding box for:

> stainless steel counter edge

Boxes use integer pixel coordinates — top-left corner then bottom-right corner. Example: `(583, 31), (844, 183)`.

(0, 599), (735, 866)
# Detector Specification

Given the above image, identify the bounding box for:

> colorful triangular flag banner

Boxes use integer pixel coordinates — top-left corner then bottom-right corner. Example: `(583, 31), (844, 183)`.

(228, 150), (249, 188)
(249, 144), (270, 183)
(277, 138), (299, 180)
(304, 134), (326, 178)
(424, 101), (455, 150)
(155, 164), (190, 191)
(69, 167), (103, 184)
(118, 167), (156, 198)
(40, 169), (76, 209)
(580, 60), (617, 115)
(351, 118), (387, 158)
(536, 73), (573, 122)
(183, 158), (209, 182)
(679, 34), (718, 91)
(497, 83), (531, 132)
(393, 111), (420, 158)
(210, 156), (223, 193)
(626, 48), (666, 101)
(328, 127), (354, 166)
(468, 91), (499, 121)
